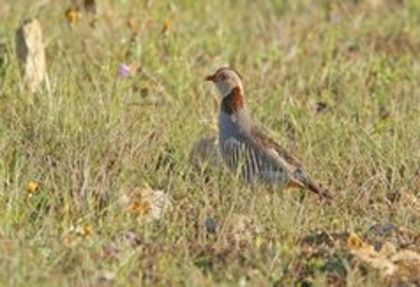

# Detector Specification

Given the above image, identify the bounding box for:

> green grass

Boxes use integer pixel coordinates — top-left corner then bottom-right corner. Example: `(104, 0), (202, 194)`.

(1, 0), (420, 286)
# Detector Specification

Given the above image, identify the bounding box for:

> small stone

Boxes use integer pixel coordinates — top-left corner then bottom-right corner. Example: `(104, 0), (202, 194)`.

(379, 106), (390, 119)
(315, 101), (329, 114)
(97, 270), (116, 286)
(223, 214), (263, 245)
(368, 223), (397, 237)
(118, 63), (131, 79)
(121, 230), (142, 247)
(204, 217), (218, 234)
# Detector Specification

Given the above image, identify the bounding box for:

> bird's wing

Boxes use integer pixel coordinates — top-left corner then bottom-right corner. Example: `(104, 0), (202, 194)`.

(247, 125), (333, 200)
(250, 125), (302, 171)
(221, 136), (244, 170)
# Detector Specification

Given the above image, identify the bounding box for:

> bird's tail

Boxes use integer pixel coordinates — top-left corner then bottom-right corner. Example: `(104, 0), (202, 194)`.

(286, 177), (333, 201)
(290, 168), (333, 200)
(306, 180), (333, 200)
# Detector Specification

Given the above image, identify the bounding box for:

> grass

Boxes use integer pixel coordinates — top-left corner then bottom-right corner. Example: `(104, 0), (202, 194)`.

(0, 0), (420, 286)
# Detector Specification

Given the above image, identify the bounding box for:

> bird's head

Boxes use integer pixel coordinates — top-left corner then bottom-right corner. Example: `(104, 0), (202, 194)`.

(205, 67), (243, 98)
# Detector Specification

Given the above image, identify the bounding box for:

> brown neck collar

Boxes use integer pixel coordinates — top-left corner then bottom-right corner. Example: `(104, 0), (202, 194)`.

(221, 86), (245, 115)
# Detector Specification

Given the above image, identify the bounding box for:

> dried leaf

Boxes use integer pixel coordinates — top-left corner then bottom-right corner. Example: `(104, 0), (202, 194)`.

(347, 233), (364, 250)
(27, 180), (39, 194)
(65, 8), (81, 25)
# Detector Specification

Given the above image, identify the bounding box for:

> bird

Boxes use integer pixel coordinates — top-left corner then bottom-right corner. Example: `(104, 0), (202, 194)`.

(205, 67), (333, 200)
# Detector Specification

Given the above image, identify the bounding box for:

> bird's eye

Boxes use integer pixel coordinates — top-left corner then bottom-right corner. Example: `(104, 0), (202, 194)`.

(219, 74), (227, 81)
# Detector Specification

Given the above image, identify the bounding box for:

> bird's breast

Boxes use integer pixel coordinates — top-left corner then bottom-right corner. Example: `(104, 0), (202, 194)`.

(218, 113), (240, 141)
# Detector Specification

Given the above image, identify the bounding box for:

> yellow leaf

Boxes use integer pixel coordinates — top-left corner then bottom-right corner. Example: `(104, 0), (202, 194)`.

(255, 235), (263, 249)
(74, 223), (93, 238)
(27, 180), (39, 194)
(161, 19), (171, 34)
(83, 224), (93, 238)
(130, 201), (151, 216)
(65, 8), (81, 25)
(127, 18), (138, 33)
(347, 232), (364, 250)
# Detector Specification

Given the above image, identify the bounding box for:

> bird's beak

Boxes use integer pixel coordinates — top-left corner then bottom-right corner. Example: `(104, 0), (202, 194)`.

(205, 74), (216, 82)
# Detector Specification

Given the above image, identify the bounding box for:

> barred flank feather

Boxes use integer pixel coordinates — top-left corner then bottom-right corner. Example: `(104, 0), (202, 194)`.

(221, 137), (290, 186)
(220, 134), (333, 200)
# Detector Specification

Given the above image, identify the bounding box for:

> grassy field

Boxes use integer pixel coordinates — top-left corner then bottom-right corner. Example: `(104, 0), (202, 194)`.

(1, 0), (420, 286)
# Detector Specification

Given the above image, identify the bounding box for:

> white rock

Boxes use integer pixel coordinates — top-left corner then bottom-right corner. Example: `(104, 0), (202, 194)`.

(15, 19), (47, 93)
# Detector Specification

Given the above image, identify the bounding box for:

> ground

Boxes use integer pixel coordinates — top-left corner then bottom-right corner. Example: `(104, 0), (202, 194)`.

(0, 0), (419, 286)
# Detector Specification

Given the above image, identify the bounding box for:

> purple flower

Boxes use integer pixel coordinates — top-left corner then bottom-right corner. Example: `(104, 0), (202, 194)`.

(118, 63), (131, 79)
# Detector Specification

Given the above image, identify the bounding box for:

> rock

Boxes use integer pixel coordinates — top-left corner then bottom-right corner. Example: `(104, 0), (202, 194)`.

(368, 223), (397, 237)
(347, 233), (420, 285)
(204, 217), (218, 234)
(123, 186), (173, 222)
(222, 214), (262, 246)
(15, 19), (47, 93)
(120, 230), (142, 247)
(96, 270), (116, 286)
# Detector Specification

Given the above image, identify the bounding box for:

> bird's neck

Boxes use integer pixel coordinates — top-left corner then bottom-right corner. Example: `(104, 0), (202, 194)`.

(220, 86), (246, 115)
(220, 87), (251, 132)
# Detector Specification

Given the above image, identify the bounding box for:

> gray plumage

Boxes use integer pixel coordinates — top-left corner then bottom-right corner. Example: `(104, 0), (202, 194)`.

(206, 67), (332, 199)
